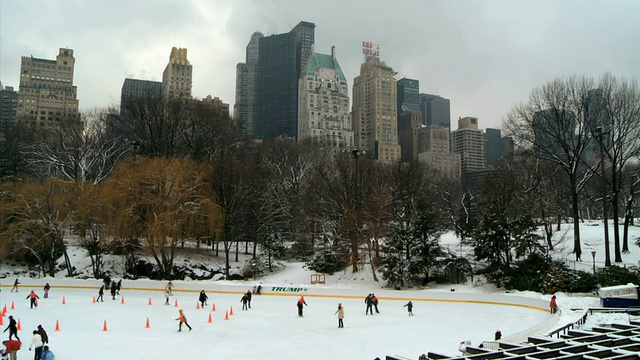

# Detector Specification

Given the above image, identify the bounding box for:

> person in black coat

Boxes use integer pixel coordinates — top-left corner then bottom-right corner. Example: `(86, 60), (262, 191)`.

(116, 279), (122, 295)
(365, 294), (374, 315)
(97, 285), (104, 302)
(3, 315), (20, 341)
(240, 294), (249, 310)
(110, 281), (117, 300)
(245, 290), (252, 308)
(199, 290), (208, 308)
(404, 301), (414, 316)
(37, 325), (48, 344)
(297, 296), (307, 317)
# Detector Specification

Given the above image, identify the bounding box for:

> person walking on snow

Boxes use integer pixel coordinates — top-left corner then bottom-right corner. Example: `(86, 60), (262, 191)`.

(404, 301), (413, 316)
(43, 283), (50, 299)
(246, 290), (252, 308)
(29, 330), (43, 360)
(240, 294), (249, 310)
(36, 325), (48, 345)
(176, 309), (192, 332)
(97, 285), (104, 302)
(10, 279), (19, 293)
(26, 291), (39, 308)
(550, 295), (558, 314)
(335, 303), (345, 328)
(3, 316), (20, 341)
(199, 290), (208, 308)
(297, 296), (307, 317)
(365, 294), (374, 315)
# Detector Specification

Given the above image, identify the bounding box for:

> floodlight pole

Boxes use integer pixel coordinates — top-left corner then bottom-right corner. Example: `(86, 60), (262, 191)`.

(594, 127), (611, 267)
(591, 251), (596, 275)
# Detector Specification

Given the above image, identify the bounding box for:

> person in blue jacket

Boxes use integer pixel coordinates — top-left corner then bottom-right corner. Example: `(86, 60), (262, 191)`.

(41, 345), (54, 360)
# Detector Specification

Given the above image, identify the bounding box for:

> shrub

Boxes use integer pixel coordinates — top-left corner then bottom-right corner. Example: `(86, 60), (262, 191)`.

(305, 248), (349, 275)
(541, 263), (570, 294)
(566, 270), (598, 293)
(596, 265), (640, 287)
(505, 252), (550, 292)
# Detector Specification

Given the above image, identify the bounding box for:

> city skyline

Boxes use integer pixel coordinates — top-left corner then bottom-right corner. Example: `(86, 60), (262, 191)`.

(1, 0), (639, 130)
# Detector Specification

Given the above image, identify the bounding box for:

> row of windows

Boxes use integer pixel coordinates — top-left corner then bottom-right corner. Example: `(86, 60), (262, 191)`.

(22, 61), (72, 72)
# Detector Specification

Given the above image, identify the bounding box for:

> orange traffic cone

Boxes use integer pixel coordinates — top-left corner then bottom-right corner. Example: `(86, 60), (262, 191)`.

(102, 320), (108, 332)
(10, 301), (14, 310)
(196, 302), (201, 310)
(148, 297), (152, 305)
(212, 303), (216, 312)
(92, 296), (96, 304)
(55, 320), (60, 331)
(121, 296), (125, 304)
(145, 317), (150, 328)
(17, 319), (21, 330)
(0, 316), (3, 326)
(2, 305), (6, 313)
(208, 313), (213, 323)
(224, 310), (229, 320)
(62, 297), (66, 305)
(230, 306), (234, 316)
(174, 299), (178, 307)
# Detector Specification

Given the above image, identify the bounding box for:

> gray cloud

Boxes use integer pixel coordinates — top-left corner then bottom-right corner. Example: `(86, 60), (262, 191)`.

(1, 0), (638, 130)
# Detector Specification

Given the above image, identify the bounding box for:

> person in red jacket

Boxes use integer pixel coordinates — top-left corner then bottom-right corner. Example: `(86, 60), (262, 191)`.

(175, 309), (192, 332)
(550, 295), (558, 314)
(2, 339), (21, 360)
(26, 291), (39, 309)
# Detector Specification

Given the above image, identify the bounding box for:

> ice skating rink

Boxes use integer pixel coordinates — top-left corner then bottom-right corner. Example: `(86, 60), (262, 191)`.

(0, 279), (552, 360)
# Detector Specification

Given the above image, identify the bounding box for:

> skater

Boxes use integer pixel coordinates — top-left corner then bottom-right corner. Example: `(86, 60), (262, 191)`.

(495, 329), (502, 341)
(43, 283), (50, 299)
(26, 290), (39, 308)
(297, 296), (307, 317)
(550, 295), (558, 314)
(36, 325), (48, 345)
(335, 303), (344, 328)
(110, 281), (117, 300)
(372, 293), (380, 313)
(116, 279), (122, 295)
(2, 340), (21, 360)
(164, 290), (170, 305)
(240, 293), (249, 310)
(10, 279), (19, 293)
(28, 330), (43, 360)
(404, 301), (413, 316)
(3, 316), (20, 341)
(256, 284), (262, 295)
(199, 290), (208, 308)
(365, 294), (374, 315)
(176, 309), (192, 332)
(41, 346), (53, 360)
(165, 281), (174, 296)
(103, 275), (111, 289)
(245, 290), (252, 308)
(97, 285), (104, 302)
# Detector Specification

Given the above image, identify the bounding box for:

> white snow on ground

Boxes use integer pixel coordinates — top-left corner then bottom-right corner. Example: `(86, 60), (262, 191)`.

(0, 222), (638, 359)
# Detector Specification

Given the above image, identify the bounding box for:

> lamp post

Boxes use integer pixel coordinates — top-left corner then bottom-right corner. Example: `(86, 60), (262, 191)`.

(593, 127), (611, 267)
(350, 149), (365, 273)
(591, 251), (596, 275)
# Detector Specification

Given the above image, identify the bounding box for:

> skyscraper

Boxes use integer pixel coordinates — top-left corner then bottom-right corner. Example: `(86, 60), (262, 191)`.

(234, 31), (263, 136)
(162, 47), (192, 98)
(255, 21), (315, 141)
(16, 48), (80, 127)
(120, 78), (162, 116)
(397, 78), (420, 113)
(0, 85), (18, 133)
(485, 128), (514, 167)
(352, 56), (401, 162)
(452, 116), (485, 174)
(298, 46), (352, 148)
(419, 93), (451, 131)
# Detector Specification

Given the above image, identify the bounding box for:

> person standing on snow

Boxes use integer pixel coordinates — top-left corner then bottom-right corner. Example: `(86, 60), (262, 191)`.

(365, 294), (374, 315)
(116, 279), (122, 295)
(245, 290), (252, 308)
(41, 346), (54, 360)
(240, 293), (249, 310)
(297, 296), (307, 317)
(26, 291), (39, 308)
(43, 283), (50, 299)
(199, 290), (208, 308)
(28, 330), (43, 360)
(36, 325), (48, 345)
(97, 285), (104, 302)
(3, 316), (20, 341)
(176, 309), (192, 332)
(164, 290), (170, 305)
(110, 281), (117, 300)
(165, 281), (174, 296)
(550, 295), (558, 314)
(334, 303), (344, 328)
(404, 301), (413, 316)
(372, 294), (380, 313)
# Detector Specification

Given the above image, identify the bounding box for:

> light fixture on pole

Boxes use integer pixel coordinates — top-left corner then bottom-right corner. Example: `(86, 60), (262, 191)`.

(593, 127), (611, 267)
(591, 251), (596, 275)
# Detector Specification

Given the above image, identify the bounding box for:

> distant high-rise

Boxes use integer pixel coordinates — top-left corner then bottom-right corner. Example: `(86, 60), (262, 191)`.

(255, 21), (315, 141)
(120, 78), (162, 116)
(162, 47), (192, 98)
(298, 46), (352, 148)
(452, 116), (485, 174)
(417, 125), (461, 180)
(0, 85), (18, 133)
(485, 128), (514, 167)
(397, 78), (420, 113)
(419, 93), (450, 131)
(202, 95), (230, 117)
(352, 56), (400, 161)
(234, 31), (263, 136)
(15, 48), (80, 127)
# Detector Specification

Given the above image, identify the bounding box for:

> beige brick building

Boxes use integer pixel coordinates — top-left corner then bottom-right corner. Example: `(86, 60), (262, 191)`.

(162, 47), (192, 99)
(16, 48), (79, 126)
(452, 116), (485, 173)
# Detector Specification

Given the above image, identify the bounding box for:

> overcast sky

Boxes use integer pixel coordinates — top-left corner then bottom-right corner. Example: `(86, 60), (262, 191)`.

(1, 0), (639, 130)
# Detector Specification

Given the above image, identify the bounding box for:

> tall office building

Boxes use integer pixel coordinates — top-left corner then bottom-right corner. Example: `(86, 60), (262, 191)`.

(16, 48), (80, 127)
(419, 93), (451, 131)
(234, 31), (263, 136)
(255, 21), (315, 140)
(0, 85), (18, 133)
(352, 56), (401, 162)
(120, 78), (162, 116)
(398, 109), (422, 162)
(452, 116), (485, 174)
(417, 125), (461, 179)
(162, 47), (192, 99)
(485, 128), (514, 167)
(397, 78), (420, 113)
(298, 46), (352, 148)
